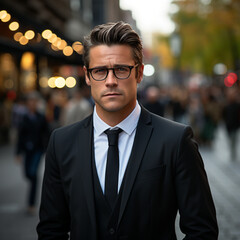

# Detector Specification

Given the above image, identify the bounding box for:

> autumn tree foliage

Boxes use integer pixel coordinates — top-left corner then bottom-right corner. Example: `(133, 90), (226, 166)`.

(171, 0), (240, 75)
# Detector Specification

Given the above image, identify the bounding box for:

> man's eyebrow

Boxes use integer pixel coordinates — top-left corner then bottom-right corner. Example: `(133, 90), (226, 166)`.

(90, 64), (129, 69)
(113, 64), (129, 67)
(89, 65), (107, 69)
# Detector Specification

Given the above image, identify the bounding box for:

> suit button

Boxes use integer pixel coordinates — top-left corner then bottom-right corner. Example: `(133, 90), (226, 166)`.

(109, 228), (115, 235)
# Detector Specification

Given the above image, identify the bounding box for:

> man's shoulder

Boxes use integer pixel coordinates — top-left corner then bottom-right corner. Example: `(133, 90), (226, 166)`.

(143, 108), (187, 132)
(144, 110), (194, 152)
(153, 113), (185, 128)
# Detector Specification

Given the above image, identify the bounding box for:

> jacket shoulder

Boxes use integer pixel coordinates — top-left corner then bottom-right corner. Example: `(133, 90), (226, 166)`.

(147, 110), (190, 135)
(144, 110), (194, 150)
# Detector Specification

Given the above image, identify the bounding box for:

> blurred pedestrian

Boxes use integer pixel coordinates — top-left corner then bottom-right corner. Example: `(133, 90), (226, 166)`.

(169, 86), (189, 124)
(10, 95), (27, 144)
(16, 91), (49, 215)
(188, 94), (204, 143)
(62, 87), (93, 125)
(201, 91), (222, 146)
(45, 92), (63, 132)
(143, 85), (165, 117)
(222, 87), (240, 160)
(37, 21), (218, 239)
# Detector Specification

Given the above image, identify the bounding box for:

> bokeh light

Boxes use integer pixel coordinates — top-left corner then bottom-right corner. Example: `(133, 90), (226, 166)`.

(48, 77), (56, 88)
(21, 52), (35, 70)
(63, 46), (73, 56)
(143, 64), (155, 76)
(14, 32), (23, 41)
(66, 77), (76, 88)
(48, 33), (57, 43)
(52, 37), (62, 47)
(213, 63), (227, 75)
(55, 77), (66, 88)
(25, 30), (35, 40)
(0, 10), (7, 20)
(224, 72), (238, 87)
(58, 40), (67, 50)
(9, 21), (19, 31)
(1, 13), (11, 22)
(72, 41), (83, 54)
(19, 36), (29, 45)
(42, 29), (52, 39)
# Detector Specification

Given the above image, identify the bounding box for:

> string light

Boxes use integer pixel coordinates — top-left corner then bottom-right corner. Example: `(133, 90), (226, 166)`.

(58, 40), (67, 50)
(14, 32), (23, 41)
(63, 46), (73, 56)
(42, 29), (52, 39)
(19, 36), (29, 45)
(9, 21), (19, 31)
(52, 37), (62, 47)
(1, 13), (11, 22)
(25, 30), (35, 40)
(1, 9), (83, 57)
(0, 10), (7, 19)
(72, 41), (83, 54)
(48, 33), (57, 43)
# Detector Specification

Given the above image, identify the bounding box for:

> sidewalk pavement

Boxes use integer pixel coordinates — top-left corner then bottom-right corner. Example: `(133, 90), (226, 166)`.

(0, 125), (240, 239)
(0, 144), (44, 240)
(201, 126), (240, 240)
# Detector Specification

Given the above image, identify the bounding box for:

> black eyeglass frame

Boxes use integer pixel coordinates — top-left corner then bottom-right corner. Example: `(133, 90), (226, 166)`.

(87, 64), (138, 81)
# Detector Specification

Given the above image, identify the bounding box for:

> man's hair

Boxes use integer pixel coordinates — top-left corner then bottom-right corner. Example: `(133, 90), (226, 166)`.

(83, 21), (143, 70)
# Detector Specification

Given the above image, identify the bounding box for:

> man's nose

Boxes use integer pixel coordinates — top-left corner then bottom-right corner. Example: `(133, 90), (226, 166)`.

(105, 69), (118, 86)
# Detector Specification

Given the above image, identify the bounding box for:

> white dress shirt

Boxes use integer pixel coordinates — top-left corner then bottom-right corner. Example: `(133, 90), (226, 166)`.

(93, 102), (141, 193)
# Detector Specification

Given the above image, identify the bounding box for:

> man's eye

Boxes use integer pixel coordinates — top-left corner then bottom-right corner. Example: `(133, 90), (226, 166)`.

(116, 67), (128, 72)
(93, 68), (106, 74)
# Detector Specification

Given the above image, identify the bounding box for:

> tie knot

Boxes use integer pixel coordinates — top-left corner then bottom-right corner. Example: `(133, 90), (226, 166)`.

(105, 128), (122, 146)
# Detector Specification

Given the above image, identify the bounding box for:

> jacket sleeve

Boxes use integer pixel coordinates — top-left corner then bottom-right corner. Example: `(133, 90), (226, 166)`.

(174, 126), (218, 240)
(37, 130), (70, 240)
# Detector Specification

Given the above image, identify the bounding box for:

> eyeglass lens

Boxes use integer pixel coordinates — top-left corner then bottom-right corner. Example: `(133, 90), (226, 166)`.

(91, 66), (131, 80)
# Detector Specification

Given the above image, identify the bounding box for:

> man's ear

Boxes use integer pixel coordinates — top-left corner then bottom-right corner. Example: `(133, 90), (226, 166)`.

(84, 66), (91, 86)
(137, 64), (144, 84)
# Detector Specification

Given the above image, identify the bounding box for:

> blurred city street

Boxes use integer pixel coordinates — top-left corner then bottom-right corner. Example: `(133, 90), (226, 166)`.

(0, 142), (44, 240)
(0, 125), (239, 240)
(1, 0), (240, 239)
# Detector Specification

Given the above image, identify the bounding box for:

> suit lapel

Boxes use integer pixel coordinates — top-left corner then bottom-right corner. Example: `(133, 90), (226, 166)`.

(118, 108), (153, 226)
(76, 115), (97, 231)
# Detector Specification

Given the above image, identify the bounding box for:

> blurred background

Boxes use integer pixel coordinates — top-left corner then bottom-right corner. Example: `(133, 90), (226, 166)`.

(0, 0), (240, 239)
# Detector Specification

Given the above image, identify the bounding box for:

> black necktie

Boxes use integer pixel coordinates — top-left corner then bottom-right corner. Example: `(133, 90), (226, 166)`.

(104, 128), (122, 208)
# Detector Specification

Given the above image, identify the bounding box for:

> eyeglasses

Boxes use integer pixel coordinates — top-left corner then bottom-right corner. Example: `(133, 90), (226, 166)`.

(87, 64), (138, 81)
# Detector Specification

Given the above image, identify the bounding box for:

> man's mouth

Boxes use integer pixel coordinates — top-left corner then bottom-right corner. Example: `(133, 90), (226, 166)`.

(103, 92), (121, 97)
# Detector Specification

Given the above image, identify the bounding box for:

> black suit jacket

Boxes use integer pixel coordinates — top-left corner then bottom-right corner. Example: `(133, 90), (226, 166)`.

(37, 107), (218, 239)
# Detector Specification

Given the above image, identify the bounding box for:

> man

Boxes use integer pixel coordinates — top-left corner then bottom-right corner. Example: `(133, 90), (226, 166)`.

(143, 85), (165, 117)
(16, 91), (49, 215)
(37, 21), (218, 239)
(63, 87), (93, 126)
(222, 87), (240, 160)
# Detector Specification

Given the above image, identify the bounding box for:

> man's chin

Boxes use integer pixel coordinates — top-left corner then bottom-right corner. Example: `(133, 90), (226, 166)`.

(102, 105), (123, 113)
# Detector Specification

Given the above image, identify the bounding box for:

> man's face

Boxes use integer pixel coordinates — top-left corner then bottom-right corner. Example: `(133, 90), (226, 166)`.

(27, 98), (38, 112)
(84, 44), (143, 119)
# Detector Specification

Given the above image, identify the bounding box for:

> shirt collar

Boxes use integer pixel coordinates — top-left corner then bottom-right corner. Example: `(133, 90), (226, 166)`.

(93, 101), (141, 137)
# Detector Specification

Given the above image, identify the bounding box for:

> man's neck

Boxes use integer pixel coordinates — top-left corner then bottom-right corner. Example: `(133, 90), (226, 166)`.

(95, 103), (137, 127)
